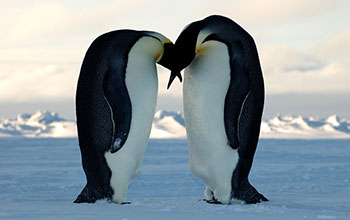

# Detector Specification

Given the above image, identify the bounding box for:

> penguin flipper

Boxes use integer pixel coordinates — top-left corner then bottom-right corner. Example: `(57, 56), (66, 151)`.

(103, 68), (132, 154)
(224, 42), (250, 150)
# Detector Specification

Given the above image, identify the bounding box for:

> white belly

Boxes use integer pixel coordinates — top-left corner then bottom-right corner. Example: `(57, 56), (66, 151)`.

(183, 41), (239, 203)
(104, 37), (161, 203)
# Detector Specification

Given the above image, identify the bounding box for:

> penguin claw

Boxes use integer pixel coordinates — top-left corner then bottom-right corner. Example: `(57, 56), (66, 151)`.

(242, 192), (268, 204)
(74, 185), (112, 203)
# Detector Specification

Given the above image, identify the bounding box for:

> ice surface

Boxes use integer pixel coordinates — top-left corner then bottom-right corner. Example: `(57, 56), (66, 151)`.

(0, 138), (349, 219)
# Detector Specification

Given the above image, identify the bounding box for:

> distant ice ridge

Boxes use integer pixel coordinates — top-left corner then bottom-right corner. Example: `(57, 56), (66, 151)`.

(0, 110), (76, 138)
(0, 110), (349, 139)
(151, 110), (186, 139)
(260, 114), (350, 139)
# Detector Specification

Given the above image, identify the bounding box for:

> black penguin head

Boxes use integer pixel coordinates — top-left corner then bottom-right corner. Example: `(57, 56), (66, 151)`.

(166, 21), (203, 89)
(157, 42), (183, 89)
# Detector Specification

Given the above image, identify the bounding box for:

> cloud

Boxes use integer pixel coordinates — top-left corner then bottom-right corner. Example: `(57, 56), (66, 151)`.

(0, 64), (78, 102)
(202, 0), (341, 25)
(4, 2), (69, 45)
(1, 0), (153, 47)
(261, 45), (325, 73)
(315, 28), (350, 61)
(263, 60), (349, 94)
(260, 29), (350, 94)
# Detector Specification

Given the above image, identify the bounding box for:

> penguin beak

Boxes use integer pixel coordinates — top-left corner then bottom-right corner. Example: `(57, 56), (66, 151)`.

(167, 71), (182, 89)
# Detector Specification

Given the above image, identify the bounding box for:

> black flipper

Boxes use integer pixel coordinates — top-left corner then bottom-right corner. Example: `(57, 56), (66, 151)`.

(224, 41), (250, 150)
(103, 66), (132, 154)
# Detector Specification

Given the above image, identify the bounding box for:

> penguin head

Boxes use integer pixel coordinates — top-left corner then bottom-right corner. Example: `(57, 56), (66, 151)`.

(166, 21), (204, 89)
(142, 31), (182, 88)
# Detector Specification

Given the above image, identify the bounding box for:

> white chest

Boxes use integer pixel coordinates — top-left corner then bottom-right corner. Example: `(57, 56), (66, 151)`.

(183, 40), (239, 203)
(184, 40), (231, 155)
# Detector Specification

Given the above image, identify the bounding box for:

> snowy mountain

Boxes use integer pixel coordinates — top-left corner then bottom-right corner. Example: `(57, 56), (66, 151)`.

(261, 114), (350, 139)
(150, 110), (186, 139)
(0, 110), (76, 138)
(0, 110), (350, 139)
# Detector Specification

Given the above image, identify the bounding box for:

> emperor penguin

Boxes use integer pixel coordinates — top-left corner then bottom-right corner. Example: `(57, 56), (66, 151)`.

(167, 15), (268, 204)
(74, 30), (177, 204)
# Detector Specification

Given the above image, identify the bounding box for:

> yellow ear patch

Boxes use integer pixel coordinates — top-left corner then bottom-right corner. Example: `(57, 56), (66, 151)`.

(155, 47), (164, 62)
(196, 43), (210, 54)
(195, 45), (199, 54)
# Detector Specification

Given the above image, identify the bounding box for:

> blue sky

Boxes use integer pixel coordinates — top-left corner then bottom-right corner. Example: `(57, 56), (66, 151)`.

(0, 0), (349, 119)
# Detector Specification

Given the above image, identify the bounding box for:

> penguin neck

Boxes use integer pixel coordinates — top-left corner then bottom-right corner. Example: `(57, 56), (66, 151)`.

(141, 32), (172, 63)
(195, 29), (212, 53)
(144, 31), (171, 45)
(133, 36), (164, 63)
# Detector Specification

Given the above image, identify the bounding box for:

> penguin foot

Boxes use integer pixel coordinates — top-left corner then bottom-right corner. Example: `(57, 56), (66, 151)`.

(107, 199), (131, 205)
(203, 199), (223, 204)
(74, 192), (98, 203)
(233, 180), (268, 204)
(74, 185), (111, 203)
(236, 189), (268, 204)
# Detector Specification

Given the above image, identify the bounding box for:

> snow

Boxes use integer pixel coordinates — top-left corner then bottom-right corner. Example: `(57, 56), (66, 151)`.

(1, 110), (350, 139)
(0, 138), (349, 219)
(325, 115), (340, 127)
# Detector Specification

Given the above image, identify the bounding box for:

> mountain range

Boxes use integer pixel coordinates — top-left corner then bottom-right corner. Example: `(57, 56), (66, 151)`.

(0, 110), (349, 139)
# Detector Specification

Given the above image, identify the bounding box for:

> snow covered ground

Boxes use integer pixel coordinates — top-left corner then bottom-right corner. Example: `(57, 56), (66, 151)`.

(0, 138), (349, 219)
